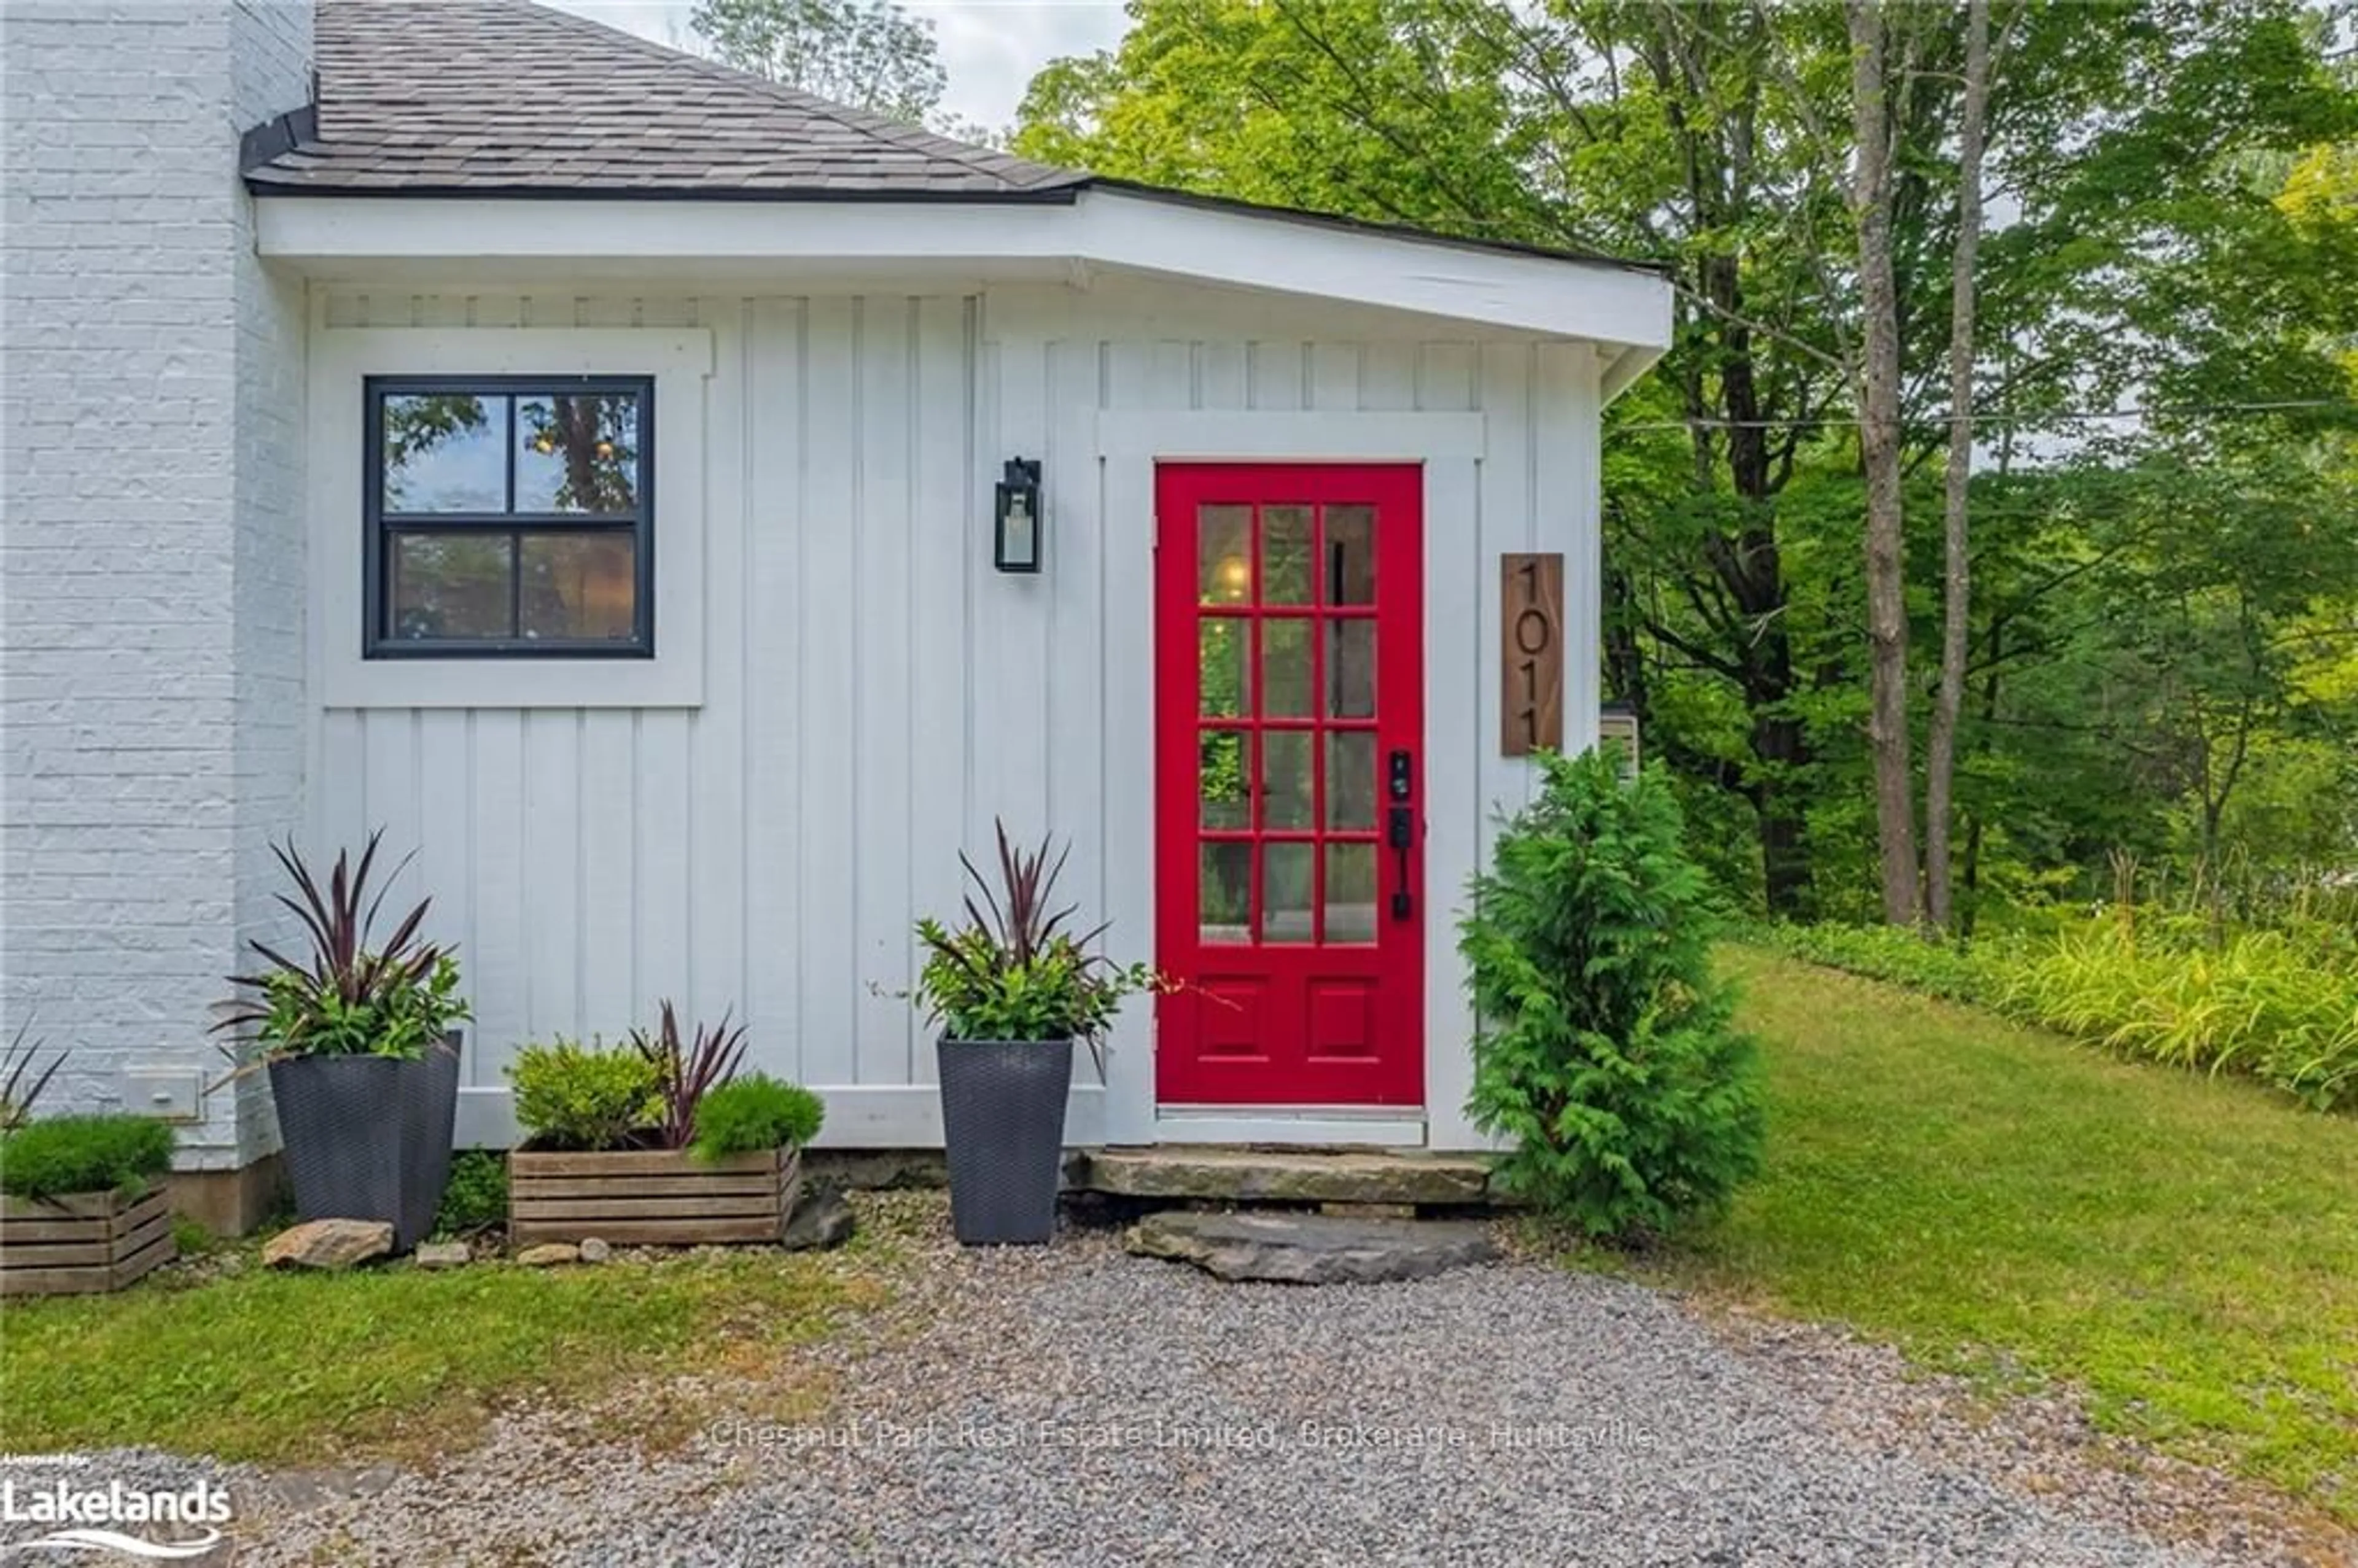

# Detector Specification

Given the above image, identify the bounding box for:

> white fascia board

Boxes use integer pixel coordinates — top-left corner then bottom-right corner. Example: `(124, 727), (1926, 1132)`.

(254, 195), (1076, 263)
(1068, 190), (1671, 349)
(256, 191), (1673, 349)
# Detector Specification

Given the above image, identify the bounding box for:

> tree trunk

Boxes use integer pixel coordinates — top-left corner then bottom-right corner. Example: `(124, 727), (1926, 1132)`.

(1923, 0), (1991, 931)
(1848, 0), (1919, 925)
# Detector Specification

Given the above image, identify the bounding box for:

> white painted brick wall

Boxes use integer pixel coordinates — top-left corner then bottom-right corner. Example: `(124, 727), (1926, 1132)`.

(2, 1), (313, 1168)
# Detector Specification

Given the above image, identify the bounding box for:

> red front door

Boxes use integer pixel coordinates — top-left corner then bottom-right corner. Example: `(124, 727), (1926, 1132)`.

(1153, 463), (1424, 1107)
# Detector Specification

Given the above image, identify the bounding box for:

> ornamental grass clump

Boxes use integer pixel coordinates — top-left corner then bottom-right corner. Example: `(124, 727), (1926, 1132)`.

(0, 1114), (175, 1202)
(1461, 751), (1764, 1241)
(2002, 913), (2358, 1110)
(690, 1074), (825, 1163)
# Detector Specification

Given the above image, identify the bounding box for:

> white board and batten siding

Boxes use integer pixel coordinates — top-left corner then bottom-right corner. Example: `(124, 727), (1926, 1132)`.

(308, 282), (1604, 1151)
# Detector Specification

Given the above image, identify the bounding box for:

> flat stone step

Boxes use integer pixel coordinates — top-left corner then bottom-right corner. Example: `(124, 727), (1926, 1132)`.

(1126, 1210), (1498, 1284)
(1078, 1147), (1496, 1208)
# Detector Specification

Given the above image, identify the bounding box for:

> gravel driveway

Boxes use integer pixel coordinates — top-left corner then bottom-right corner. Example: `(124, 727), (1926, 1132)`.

(206, 1200), (2332, 1568)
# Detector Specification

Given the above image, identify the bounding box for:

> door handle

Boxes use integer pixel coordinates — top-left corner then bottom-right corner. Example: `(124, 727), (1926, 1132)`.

(1387, 805), (1415, 920)
(1385, 749), (1415, 921)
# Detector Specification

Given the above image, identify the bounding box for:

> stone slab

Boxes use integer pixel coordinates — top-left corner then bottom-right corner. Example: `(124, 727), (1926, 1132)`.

(263, 1218), (392, 1271)
(1081, 1147), (1493, 1208)
(1125, 1210), (1498, 1284)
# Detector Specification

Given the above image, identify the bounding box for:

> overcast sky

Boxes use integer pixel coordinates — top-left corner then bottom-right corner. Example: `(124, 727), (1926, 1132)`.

(546, 1), (1131, 134)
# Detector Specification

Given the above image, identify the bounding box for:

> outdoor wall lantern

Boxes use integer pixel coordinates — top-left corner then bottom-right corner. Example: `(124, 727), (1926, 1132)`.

(995, 457), (1043, 574)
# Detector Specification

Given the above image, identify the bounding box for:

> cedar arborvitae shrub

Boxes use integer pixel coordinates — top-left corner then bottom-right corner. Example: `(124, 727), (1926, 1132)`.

(1461, 751), (1765, 1241)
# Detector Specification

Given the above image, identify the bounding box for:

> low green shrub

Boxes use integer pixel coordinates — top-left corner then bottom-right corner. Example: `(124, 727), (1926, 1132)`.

(433, 1149), (509, 1235)
(508, 1038), (661, 1152)
(690, 1074), (825, 1162)
(0, 1114), (175, 1200)
(1746, 920), (2012, 1004)
(1461, 751), (1764, 1241)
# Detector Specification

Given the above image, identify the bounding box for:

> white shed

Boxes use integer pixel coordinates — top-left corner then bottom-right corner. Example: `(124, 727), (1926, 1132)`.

(4, 0), (1668, 1208)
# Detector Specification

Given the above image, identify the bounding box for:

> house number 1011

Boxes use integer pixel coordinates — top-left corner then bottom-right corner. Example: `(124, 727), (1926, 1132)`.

(1501, 553), (1564, 756)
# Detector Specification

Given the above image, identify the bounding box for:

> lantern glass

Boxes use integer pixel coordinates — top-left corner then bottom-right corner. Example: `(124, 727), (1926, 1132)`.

(994, 459), (1043, 573)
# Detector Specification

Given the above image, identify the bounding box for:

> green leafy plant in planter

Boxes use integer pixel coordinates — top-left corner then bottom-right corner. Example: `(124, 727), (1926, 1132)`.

(212, 831), (472, 1252)
(1, 1112), (181, 1295)
(1461, 751), (1765, 1243)
(629, 1002), (749, 1151)
(508, 1037), (662, 1152)
(505, 1008), (823, 1248)
(691, 1075), (825, 1163)
(912, 821), (1165, 1247)
(0, 1114), (174, 1203)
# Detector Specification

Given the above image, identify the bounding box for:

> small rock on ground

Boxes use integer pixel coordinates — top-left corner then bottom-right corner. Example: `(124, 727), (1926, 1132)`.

(262, 1219), (391, 1271)
(514, 1242), (578, 1267)
(578, 1237), (612, 1263)
(1126, 1208), (1498, 1284)
(782, 1189), (856, 1251)
(413, 1241), (470, 1270)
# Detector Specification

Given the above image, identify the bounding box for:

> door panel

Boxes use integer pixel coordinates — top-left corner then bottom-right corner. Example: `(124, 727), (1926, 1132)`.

(1154, 463), (1423, 1107)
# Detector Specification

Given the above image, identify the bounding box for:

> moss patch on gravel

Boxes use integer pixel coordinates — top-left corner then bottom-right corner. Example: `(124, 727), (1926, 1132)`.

(1642, 947), (2358, 1526)
(0, 1245), (886, 1467)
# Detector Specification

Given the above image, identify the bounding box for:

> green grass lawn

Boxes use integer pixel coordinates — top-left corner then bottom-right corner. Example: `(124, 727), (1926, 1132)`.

(0, 1243), (884, 1466)
(1664, 946), (2358, 1522)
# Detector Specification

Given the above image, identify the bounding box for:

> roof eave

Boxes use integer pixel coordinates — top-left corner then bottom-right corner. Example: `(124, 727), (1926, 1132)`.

(254, 187), (1673, 351)
(242, 173), (1092, 203)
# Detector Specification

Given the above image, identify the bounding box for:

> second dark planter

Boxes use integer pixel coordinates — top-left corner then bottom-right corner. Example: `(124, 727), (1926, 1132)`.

(936, 1036), (1073, 1246)
(269, 1038), (460, 1253)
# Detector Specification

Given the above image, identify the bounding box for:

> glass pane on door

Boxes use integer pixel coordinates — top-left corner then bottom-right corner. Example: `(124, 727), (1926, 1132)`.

(1263, 842), (1315, 943)
(1200, 841), (1252, 944)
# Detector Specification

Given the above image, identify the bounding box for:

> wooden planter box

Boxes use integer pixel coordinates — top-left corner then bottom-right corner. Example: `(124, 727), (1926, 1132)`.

(508, 1147), (801, 1248)
(0, 1184), (177, 1297)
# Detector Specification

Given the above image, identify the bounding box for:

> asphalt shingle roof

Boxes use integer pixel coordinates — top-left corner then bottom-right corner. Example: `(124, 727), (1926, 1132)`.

(244, 0), (1088, 198)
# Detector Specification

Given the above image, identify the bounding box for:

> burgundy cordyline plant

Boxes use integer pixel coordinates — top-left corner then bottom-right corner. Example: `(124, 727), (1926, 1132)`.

(632, 1001), (749, 1149)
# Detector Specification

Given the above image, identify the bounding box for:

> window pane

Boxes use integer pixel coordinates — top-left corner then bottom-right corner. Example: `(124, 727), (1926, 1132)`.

(389, 532), (513, 641)
(1262, 731), (1313, 830)
(1324, 505), (1376, 605)
(1325, 842), (1378, 944)
(519, 533), (637, 642)
(1199, 618), (1247, 718)
(1263, 842), (1315, 943)
(1326, 619), (1376, 718)
(1326, 731), (1376, 830)
(382, 394), (507, 513)
(1198, 505), (1251, 605)
(1262, 620), (1311, 718)
(1262, 505), (1312, 605)
(1200, 841), (1252, 945)
(516, 393), (640, 514)
(1199, 730), (1248, 829)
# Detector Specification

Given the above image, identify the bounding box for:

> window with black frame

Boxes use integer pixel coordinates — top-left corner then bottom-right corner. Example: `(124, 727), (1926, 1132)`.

(366, 377), (653, 656)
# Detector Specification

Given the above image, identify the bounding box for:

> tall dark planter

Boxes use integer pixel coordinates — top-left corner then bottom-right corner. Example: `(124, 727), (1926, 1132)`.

(268, 1038), (460, 1253)
(936, 1036), (1073, 1246)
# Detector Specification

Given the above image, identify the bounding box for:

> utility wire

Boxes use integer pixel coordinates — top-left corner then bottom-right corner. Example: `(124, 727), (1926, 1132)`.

(1618, 398), (2358, 433)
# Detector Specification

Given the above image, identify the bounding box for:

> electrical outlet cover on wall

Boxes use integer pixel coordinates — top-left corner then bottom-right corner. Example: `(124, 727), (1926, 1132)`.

(120, 1068), (204, 1122)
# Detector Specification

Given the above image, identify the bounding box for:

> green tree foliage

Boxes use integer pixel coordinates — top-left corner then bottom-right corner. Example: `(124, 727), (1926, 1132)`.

(1019, 0), (2358, 922)
(1461, 754), (1765, 1239)
(690, 0), (947, 123)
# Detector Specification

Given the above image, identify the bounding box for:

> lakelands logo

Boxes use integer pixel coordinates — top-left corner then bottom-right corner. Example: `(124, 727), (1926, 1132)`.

(1, 1477), (232, 1560)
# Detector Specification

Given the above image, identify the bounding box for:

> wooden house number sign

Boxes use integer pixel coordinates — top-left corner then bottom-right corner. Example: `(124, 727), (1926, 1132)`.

(1501, 553), (1563, 756)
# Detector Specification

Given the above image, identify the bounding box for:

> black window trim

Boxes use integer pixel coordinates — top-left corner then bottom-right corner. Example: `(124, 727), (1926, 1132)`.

(363, 373), (656, 660)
